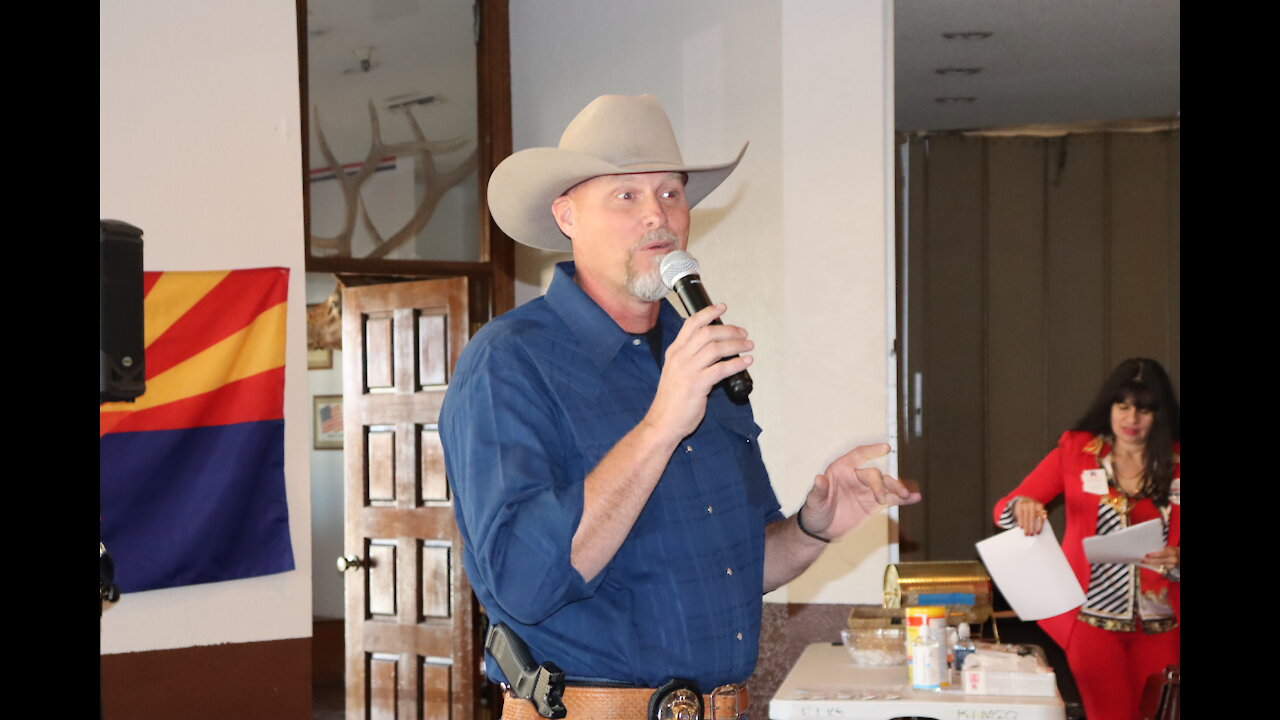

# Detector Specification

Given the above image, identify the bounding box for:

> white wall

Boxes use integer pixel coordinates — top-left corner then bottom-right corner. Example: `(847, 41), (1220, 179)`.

(100, 0), (312, 652)
(509, 0), (896, 604)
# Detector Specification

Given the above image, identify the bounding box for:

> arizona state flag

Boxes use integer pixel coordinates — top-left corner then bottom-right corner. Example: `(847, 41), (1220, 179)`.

(100, 267), (295, 593)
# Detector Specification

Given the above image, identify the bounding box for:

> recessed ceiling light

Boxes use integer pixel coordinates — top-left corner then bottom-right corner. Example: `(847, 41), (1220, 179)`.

(935, 67), (982, 76)
(935, 97), (978, 104)
(942, 31), (993, 41)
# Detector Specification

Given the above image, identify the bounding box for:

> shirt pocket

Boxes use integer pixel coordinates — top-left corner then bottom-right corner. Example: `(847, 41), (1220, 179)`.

(560, 392), (647, 479)
(710, 408), (775, 513)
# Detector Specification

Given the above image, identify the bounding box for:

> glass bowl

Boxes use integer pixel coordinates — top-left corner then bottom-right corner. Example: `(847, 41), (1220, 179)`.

(841, 626), (907, 666)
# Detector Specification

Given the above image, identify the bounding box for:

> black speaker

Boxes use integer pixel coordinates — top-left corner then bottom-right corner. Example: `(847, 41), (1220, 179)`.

(100, 220), (146, 403)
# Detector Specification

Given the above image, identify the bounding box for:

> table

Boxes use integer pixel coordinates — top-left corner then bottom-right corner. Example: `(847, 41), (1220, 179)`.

(768, 643), (1066, 720)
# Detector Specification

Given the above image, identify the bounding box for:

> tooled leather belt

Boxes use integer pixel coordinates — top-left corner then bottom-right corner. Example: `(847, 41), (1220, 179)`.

(500, 682), (750, 720)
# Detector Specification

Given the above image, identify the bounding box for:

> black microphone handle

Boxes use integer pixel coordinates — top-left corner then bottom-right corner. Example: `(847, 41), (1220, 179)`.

(671, 275), (753, 405)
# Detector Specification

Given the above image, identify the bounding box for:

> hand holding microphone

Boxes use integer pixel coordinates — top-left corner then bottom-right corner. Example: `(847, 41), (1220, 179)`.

(660, 251), (754, 405)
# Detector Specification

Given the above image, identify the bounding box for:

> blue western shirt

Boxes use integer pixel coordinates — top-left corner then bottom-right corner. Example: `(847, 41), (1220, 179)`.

(440, 261), (783, 689)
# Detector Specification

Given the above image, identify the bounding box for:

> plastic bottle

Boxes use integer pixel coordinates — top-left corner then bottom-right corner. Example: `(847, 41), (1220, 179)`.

(905, 605), (947, 683)
(952, 622), (976, 685)
(928, 616), (950, 687)
(911, 623), (943, 690)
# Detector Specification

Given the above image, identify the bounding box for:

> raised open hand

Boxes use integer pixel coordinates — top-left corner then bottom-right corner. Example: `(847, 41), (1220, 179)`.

(799, 443), (921, 541)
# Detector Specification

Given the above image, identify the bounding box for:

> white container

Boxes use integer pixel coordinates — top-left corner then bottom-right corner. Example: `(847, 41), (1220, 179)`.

(840, 627), (907, 666)
(962, 668), (1059, 697)
(928, 616), (950, 687)
(961, 646), (1057, 697)
(911, 624), (943, 690)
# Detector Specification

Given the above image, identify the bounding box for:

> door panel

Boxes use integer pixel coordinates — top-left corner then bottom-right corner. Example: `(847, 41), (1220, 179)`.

(365, 315), (395, 390)
(421, 542), (452, 619)
(420, 429), (449, 502)
(920, 135), (985, 561)
(418, 313), (449, 387)
(367, 541), (397, 617)
(369, 654), (398, 720)
(342, 277), (477, 720)
(368, 429), (397, 503)
(985, 138), (1048, 523)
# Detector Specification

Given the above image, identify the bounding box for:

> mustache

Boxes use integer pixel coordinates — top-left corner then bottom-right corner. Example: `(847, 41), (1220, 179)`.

(631, 228), (680, 253)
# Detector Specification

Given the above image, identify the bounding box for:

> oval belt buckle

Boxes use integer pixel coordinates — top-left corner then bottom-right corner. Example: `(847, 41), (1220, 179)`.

(649, 678), (703, 720)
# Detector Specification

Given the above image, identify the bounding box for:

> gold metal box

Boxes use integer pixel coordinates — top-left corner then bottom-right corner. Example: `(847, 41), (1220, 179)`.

(883, 560), (993, 625)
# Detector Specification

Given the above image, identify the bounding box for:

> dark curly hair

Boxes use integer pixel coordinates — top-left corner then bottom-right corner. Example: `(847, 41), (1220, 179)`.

(1071, 358), (1180, 505)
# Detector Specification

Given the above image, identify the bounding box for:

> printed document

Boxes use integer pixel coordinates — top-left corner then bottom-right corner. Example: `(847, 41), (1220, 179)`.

(1082, 518), (1164, 567)
(976, 524), (1086, 621)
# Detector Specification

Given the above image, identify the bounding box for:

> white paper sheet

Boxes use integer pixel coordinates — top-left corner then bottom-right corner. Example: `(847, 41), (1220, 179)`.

(975, 524), (1085, 621)
(1081, 518), (1164, 566)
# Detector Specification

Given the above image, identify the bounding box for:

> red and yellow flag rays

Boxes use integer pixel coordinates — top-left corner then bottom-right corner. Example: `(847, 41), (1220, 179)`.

(100, 268), (289, 437)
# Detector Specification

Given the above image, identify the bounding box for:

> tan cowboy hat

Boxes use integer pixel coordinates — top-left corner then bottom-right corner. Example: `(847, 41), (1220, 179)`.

(487, 94), (748, 251)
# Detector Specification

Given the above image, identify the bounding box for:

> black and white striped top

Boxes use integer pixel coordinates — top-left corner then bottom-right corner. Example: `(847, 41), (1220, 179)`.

(997, 448), (1174, 631)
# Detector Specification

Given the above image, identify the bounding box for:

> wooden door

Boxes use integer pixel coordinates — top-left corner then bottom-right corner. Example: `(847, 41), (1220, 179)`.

(340, 277), (479, 720)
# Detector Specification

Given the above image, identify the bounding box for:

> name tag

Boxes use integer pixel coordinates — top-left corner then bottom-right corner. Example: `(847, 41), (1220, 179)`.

(1169, 478), (1180, 505)
(1081, 469), (1109, 495)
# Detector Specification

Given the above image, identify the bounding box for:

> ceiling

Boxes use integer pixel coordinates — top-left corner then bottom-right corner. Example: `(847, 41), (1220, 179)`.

(895, 0), (1179, 133)
(306, 1), (1181, 137)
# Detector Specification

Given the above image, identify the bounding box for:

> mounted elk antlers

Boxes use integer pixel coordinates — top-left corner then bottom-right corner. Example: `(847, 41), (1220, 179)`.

(307, 281), (343, 351)
(310, 101), (478, 259)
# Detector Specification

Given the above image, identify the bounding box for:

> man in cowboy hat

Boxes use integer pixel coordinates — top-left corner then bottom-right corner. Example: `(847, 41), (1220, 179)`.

(440, 94), (919, 719)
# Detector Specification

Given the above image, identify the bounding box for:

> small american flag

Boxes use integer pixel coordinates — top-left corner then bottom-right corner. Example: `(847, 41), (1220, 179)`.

(320, 403), (343, 434)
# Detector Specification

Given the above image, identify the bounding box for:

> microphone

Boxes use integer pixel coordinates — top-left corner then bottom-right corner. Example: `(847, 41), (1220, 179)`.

(660, 250), (753, 405)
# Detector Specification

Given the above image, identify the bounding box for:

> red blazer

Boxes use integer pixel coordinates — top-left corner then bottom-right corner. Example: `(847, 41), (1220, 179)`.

(992, 431), (1181, 648)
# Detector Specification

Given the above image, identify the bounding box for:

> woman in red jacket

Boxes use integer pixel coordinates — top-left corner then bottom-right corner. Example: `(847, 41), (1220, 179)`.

(993, 358), (1179, 720)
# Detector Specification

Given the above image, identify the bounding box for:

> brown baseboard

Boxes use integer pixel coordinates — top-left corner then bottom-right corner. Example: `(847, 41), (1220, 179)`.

(101, 636), (311, 720)
(312, 618), (344, 686)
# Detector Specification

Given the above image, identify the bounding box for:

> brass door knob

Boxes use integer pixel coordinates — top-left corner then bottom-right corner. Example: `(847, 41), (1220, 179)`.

(336, 554), (364, 573)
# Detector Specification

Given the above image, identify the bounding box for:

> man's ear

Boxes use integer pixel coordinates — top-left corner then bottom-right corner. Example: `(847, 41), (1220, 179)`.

(551, 195), (574, 237)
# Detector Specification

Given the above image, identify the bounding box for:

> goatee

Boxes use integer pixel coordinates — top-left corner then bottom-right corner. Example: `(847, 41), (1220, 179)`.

(626, 229), (677, 302)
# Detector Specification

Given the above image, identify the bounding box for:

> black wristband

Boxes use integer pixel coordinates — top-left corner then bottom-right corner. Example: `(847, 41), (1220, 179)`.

(796, 507), (831, 543)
